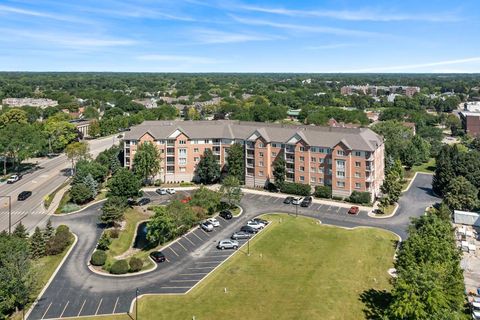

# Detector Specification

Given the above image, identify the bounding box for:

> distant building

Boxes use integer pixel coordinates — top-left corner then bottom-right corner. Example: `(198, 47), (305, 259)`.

(69, 119), (92, 138)
(340, 85), (420, 97)
(2, 98), (58, 109)
(327, 118), (361, 129)
(287, 109), (301, 120)
(133, 98), (157, 109)
(460, 111), (480, 136)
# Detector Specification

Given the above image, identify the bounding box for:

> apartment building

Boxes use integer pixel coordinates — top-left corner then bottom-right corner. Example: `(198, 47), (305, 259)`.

(1, 98), (58, 109)
(123, 120), (385, 200)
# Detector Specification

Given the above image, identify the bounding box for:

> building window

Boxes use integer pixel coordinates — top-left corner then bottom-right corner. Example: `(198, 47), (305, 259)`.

(272, 152), (277, 157)
(299, 156), (304, 162)
(259, 152), (264, 157)
(336, 171), (345, 178)
(179, 148), (187, 156)
(259, 170), (264, 176)
(179, 158), (187, 165)
(310, 167), (316, 173)
(180, 167), (186, 172)
(311, 157), (316, 162)
(355, 161), (361, 167)
(337, 150), (345, 156)
(336, 160), (345, 169)
(300, 166), (305, 172)
(354, 151), (361, 157)
(355, 183), (361, 189)
(300, 146), (305, 152)
(311, 177), (316, 183)
(194, 157), (200, 162)
(319, 158), (324, 164)
(259, 142), (265, 148)
(300, 176), (305, 181)
(259, 161), (264, 167)
(179, 140), (186, 145)
(194, 148), (199, 153)
(355, 172), (361, 178)
(337, 181), (345, 188)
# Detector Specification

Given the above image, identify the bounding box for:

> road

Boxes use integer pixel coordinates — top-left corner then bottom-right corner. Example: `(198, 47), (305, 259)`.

(0, 136), (119, 233)
(27, 173), (438, 320)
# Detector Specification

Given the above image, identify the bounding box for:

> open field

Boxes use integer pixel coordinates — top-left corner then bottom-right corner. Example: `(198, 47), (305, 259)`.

(73, 214), (397, 320)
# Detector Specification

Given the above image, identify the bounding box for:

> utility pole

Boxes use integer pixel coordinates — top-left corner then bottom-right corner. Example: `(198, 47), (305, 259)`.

(135, 288), (139, 320)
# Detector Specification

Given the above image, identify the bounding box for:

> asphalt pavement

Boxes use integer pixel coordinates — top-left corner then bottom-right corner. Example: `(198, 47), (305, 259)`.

(27, 173), (438, 320)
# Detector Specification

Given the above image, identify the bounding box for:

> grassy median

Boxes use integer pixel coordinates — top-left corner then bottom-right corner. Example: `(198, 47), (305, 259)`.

(75, 214), (397, 320)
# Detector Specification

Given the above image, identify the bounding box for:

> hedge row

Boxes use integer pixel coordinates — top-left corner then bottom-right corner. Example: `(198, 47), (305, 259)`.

(279, 182), (311, 196)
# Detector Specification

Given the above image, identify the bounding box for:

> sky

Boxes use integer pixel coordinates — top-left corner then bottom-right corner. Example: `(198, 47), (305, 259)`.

(0, 0), (479, 73)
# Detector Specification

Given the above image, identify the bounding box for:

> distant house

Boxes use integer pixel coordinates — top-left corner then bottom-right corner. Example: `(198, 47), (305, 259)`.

(402, 122), (416, 135)
(327, 118), (361, 129)
(287, 109), (301, 120)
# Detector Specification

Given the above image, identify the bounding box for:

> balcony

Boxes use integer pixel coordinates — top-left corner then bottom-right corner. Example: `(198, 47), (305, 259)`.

(246, 160), (254, 168)
(365, 153), (374, 161)
(365, 166), (373, 172)
(286, 156), (295, 163)
(246, 142), (255, 150)
(246, 150), (255, 158)
(285, 147), (295, 154)
(365, 174), (374, 182)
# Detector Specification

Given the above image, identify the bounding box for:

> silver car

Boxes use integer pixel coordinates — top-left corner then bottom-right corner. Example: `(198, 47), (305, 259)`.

(217, 239), (239, 250)
(231, 231), (252, 240)
(200, 221), (214, 232)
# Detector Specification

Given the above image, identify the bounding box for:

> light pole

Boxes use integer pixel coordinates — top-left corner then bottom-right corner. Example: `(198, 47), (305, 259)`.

(135, 288), (139, 320)
(0, 196), (12, 234)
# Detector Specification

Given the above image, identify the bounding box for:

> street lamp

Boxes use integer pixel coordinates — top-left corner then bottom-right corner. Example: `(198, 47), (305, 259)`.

(0, 196), (12, 235)
(135, 288), (139, 320)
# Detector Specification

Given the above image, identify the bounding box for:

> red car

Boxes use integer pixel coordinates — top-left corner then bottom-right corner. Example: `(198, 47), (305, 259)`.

(348, 206), (359, 215)
(181, 197), (192, 204)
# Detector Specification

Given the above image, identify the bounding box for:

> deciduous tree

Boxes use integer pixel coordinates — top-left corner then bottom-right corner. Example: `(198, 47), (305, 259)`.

(195, 149), (220, 184)
(133, 142), (161, 184)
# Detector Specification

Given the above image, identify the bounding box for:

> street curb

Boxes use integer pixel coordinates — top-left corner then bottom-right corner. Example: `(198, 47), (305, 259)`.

(56, 198), (107, 216)
(128, 218), (272, 315)
(87, 256), (158, 278)
(367, 203), (399, 219)
(25, 232), (78, 320)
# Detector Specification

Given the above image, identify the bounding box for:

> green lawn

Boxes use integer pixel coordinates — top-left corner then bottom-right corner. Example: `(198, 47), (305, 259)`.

(76, 214), (397, 320)
(411, 158), (436, 174)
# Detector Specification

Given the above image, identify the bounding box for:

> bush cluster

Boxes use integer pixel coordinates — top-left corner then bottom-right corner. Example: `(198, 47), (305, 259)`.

(348, 191), (371, 205)
(279, 182), (311, 196)
(91, 250), (107, 266)
(46, 225), (73, 255)
(110, 259), (129, 274)
(314, 186), (332, 199)
(97, 233), (111, 251)
(129, 257), (143, 272)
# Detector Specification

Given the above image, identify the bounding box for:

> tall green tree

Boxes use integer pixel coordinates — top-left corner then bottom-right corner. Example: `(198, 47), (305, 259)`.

(12, 222), (28, 239)
(272, 154), (286, 187)
(44, 118), (77, 152)
(433, 145), (455, 196)
(381, 173), (402, 204)
(444, 176), (479, 211)
(195, 148), (220, 184)
(0, 109), (28, 127)
(66, 141), (90, 174)
(219, 175), (243, 207)
(30, 227), (46, 259)
(190, 186), (222, 214)
(99, 196), (127, 225)
(107, 168), (141, 199)
(133, 142), (161, 184)
(225, 143), (245, 183)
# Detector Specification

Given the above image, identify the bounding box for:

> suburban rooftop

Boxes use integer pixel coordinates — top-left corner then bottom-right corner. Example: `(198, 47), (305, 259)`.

(124, 120), (383, 151)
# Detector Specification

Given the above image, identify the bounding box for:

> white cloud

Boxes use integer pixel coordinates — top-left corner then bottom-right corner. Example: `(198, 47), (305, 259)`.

(137, 54), (222, 64)
(192, 28), (282, 44)
(348, 57), (480, 72)
(0, 4), (90, 23)
(231, 15), (383, 37)
(240, 5), (460, 22)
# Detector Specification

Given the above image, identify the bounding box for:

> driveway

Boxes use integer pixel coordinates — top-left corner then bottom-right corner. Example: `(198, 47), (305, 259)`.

(27, 173), (438, 319)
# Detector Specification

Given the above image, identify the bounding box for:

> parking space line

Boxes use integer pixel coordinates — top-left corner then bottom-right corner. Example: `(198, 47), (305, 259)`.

(191, 232), (204, 241)
(112, 297), (119, 314)
(60, 301), (69, 318)
(200, 229), (211, 236)
(336, 207), (341, 213)
(188, 266), (214, 270)
(95, 299), (103, 315)
(161, 286), (192, 289)
(205, 254), (230, 258)
(183, 235), (196, 246)
(326, 206), (332, 211)
(177, 240), (188, 252)
(77, 299), (86, 317)
(179, 273), (208, 276)
(42, 302), (52, 319)
(196, 260), (223, 264)
(169, 247), (179, 257)
(166, 258), (171, 263)
(170, 279), (198, 282)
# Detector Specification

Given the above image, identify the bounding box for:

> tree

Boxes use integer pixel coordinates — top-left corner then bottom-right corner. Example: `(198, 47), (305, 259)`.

(43, 219), (54, 240)
(133, 142), (161, 184)
(44, 118), (77, 152)
(30, 227), (46, 259)
(195, 149), (220, 184)
(0, 108), (28, 127)
(13, 222), (28, 239)
(100, 196), (127, 225)
(73, 160), (108, 184)
(272, 154), (286, 187)
(381, 173), (402, 204)
(445, 114), (462, 136)
(82, 173), (98, 198)
(444, 176), (479, 211)
(0, 234), (36, 317)
(69, 183), (94, 204)
(66, 141), (90, 174)
(225, 143), (245, 183)
(88, 120), (101, 137)
(146, 206), (178, 244)
(433, 145), (455, 196)
(107, 168), (141, 199)
(219, 176), (243, 207)
(190, 186), (222, 214)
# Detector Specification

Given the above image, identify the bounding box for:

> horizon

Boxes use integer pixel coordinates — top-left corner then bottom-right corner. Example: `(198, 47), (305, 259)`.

(1, 0), (480, 73)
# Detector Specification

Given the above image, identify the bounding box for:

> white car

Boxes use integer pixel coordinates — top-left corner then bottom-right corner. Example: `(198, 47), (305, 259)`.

(292, 197), (304, 205)
(246, 220), (263, 230)
(7, 175), (20, 184)
(250, 219), (267, 228)
(156, 188), (167, 195)
(200, 221), (214, 232)
(207, 217), (220, 227)
(166, 188), (176, 194)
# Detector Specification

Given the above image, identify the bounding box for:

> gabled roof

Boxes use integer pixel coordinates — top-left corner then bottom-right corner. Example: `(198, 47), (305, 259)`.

(124, 120), (383, 151)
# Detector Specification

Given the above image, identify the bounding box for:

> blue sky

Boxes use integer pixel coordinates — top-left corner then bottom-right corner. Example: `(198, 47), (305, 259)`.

(0, 0), (479, 72)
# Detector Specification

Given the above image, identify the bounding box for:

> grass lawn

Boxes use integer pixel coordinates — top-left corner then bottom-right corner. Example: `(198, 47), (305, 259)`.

(410, 158), (436, 174)
(102, 208), (153, 271)
(56, 190), (107, 214)
(76, 214), (397, 320)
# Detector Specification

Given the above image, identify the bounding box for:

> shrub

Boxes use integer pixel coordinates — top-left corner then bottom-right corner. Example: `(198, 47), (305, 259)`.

(110, 259), (129, 274)
(91, 250), (107, 266)
(279, 182), (311, 196)
(46, 225), (72, 255)
(97, 232), (111, 251)
(332, 196), (344, 201)
(109, 228), (120, 239)
(154, 179), (163, 186)
(348, 191), (371, 205)
(129, 257), (143, 272)
(180, 181), (194, 187)
(69, 183), (94, 205)
(60, 203), (81, 213)
(314, 186), (332, 199)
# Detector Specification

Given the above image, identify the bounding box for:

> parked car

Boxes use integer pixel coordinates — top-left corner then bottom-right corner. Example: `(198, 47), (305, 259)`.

(207, 217), (220, 227)
(6, 175), (21, 184)
(200, 221), (214, 232)
(17, 191), (32, 201)
(137, 198), (151, 206)
(283, 196), (294, 204)
(180, 196), (192, 204)
(166, 188), (176, 194)
(348, 206), (360, 215)
(156, 188), (167, 195)
(219, 210), (233, 220)
(217, 239), (239, 250)
(253, 218), (269, 226)
(231, 231), (251, 240)
(264, 182), (279, 193)
(292, 197), (303, 205)
(248, 219), (265, 229)
(300, 196), (312, 207)
(149, 251), (166, 263)
(240, 225), (258, 234)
